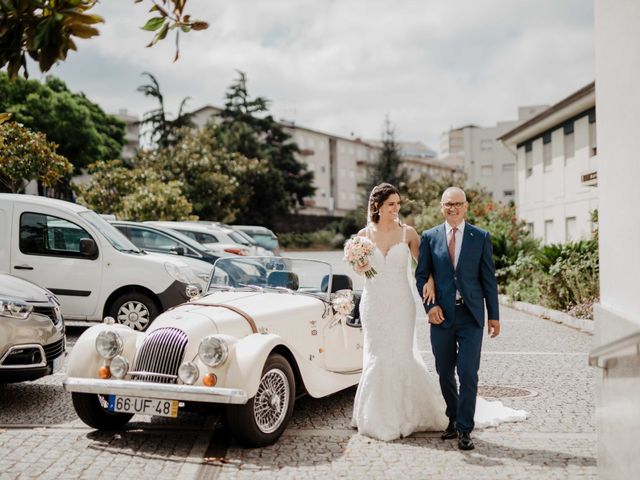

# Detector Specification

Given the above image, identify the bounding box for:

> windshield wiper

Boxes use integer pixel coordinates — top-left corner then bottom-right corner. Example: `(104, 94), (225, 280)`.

(236, 283), (263, 291)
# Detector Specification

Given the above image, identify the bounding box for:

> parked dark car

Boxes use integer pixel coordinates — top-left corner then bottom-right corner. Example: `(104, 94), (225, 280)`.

(110, 221), (232, 266)
(0, 273), (65, 383)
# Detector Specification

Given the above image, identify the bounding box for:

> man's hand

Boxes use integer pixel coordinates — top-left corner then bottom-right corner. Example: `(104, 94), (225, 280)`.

(428, 306), (445, 325)
(487, 320), (500, 338)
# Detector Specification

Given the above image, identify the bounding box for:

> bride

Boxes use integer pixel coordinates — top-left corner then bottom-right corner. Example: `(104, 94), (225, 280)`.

(351, 183), (526, 442)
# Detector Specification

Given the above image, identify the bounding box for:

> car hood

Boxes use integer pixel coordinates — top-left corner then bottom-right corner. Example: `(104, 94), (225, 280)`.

(0, 274), (51, 303)
(151, 290), (325, 339)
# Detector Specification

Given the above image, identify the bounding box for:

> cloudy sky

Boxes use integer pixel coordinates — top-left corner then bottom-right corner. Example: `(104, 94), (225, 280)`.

(43, 0), (594, 150)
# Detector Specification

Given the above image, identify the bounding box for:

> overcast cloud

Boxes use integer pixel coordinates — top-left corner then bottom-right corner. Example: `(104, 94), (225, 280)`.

(43, 0), (594, 150)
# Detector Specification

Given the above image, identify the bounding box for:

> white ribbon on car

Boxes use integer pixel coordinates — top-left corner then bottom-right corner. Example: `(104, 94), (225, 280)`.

(330, 289), (355, 348)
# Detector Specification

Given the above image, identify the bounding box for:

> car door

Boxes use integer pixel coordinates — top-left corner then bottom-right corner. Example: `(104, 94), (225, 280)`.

(11, 208), (102, 319)
(321, 298), (363, 373)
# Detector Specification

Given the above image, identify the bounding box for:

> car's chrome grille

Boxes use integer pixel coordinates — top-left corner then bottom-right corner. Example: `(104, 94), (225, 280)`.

(131, 327), (188, 384)
(33, 306), (62, 326)
(43, 338), (65, 361)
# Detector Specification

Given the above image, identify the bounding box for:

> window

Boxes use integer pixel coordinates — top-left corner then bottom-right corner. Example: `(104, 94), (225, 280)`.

(502, 164), (515, 173)
(503, 190), (515, 198)
(589, 121), (597, 157)
(564, 122), (575, 164)
(525, 149), (533, 177)
(321, 166), (326, 173)
(543, 133), (552, 172)
(480, 139), (493, 151)
(481, 165), (493, 176)
(526, 223), (534, 235)
(20, 212), (97, 259)
(126, 227), (182, 252)
(179, 230), (219, 244)
(565, 217), (577, 242)
(544, 220), (554, 244)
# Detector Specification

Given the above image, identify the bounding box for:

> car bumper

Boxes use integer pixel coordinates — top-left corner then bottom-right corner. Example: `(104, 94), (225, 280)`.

(63, 377), (248, 405)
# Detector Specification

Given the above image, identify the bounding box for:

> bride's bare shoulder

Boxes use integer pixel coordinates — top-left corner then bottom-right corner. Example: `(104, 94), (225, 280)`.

(404, 225), (420, 240)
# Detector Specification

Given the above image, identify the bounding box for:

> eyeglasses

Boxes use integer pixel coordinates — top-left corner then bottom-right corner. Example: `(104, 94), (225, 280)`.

(441, 202), (466, 209)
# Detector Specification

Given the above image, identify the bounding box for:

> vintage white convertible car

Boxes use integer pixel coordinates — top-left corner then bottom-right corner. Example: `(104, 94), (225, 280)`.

(63, 257), (363, 446)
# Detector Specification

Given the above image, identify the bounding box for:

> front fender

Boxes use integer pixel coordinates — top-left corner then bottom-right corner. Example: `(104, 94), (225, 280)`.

(225, 333), (291, 398)
(66, 324), (141, 378)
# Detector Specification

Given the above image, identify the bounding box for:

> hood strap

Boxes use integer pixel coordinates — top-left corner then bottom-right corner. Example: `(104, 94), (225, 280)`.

(193, 303), (258, 334)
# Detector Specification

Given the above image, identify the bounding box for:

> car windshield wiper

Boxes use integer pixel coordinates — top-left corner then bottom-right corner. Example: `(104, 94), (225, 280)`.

(264, 286), (294, 293)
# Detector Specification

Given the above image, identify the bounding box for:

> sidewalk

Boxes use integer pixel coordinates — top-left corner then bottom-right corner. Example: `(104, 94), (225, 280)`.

(202, 305), (597, 479)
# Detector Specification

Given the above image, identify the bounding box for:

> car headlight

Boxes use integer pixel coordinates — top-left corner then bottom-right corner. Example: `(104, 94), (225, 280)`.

(178, 362), (200, 385)
(95, 330), (123, 359)
(198, 335), (229, 367)
(0, 298), (33, 319)
(110, 355), (129, 379)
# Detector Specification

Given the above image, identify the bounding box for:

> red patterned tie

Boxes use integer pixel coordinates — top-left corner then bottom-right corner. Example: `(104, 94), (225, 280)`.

(449, 227), (457, 267)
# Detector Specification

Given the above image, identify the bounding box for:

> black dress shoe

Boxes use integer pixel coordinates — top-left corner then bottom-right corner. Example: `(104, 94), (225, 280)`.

(441, 419), (457, 440)
(458, 431), (475, 450)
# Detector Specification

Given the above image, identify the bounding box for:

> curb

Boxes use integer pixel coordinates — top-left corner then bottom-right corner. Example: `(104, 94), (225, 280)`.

(499, 294), (594, 335)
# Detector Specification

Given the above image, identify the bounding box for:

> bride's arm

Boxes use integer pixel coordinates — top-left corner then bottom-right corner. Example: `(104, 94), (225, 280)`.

(408, 227), (436, 304)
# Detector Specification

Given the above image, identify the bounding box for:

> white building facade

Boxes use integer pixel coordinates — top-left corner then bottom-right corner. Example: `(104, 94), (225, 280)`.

(439, 106), (547, 204)
(591, 1), (640, 478)
(499, 85), (597, 244)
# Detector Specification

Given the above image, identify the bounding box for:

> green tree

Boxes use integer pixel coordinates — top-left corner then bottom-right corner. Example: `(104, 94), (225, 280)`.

(0, 121), (73, 193)
(215, 71), (315, 226)
(363, 116), (409, 199)
(137, 72), (194, 148)
(74, 159), (194, 221)
(0, 73), (125, 172)
(135, 125), (270, 222)
(0, 0), (208, 80)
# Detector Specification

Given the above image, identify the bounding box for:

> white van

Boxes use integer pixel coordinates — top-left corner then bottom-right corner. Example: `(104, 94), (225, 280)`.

(0, 194), (201, 331)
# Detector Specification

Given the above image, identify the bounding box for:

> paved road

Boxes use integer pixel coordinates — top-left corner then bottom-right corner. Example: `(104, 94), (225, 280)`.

(0, 250), (597, 479)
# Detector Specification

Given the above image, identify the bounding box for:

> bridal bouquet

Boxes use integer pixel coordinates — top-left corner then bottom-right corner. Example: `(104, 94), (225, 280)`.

(343, 236), (377, 278)
(331, 290), (355, 348)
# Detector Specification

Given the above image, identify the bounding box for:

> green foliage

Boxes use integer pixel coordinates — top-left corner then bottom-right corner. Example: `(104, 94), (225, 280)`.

(279, 230), (343, 250)
(135, 125), (270, 222)
(215, 71), (315, 226)
(74, 160), (194, 221)
(0, 0), (208, 79)
(0, 121), (72, 193)
(0, 73), (125, 172)
(362, 116), (409, 201)
(137, 72), (194, 148)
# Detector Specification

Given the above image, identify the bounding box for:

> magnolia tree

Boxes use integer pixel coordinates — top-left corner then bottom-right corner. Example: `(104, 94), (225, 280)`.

(0, 121), (72, 193)
(0, 0), (208, 79)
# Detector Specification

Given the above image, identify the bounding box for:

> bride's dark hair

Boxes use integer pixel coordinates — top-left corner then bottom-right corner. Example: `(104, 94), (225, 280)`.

(368, 183), (400, 224)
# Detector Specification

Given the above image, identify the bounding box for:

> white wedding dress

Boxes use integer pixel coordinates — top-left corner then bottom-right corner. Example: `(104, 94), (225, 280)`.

(351, 226), (527, 441)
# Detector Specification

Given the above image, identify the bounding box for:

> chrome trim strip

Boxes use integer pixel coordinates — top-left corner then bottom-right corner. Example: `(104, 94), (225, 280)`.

(63, 377), (248, 404)
(0, 344), (46, 369)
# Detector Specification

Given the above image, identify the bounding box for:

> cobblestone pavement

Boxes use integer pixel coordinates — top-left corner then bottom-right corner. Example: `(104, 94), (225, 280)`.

(0, 251), (597, 479)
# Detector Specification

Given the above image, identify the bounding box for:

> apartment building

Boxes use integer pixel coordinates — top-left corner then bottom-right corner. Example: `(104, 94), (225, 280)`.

(499, 83), (597, 244)
(439, 106), (548, 203)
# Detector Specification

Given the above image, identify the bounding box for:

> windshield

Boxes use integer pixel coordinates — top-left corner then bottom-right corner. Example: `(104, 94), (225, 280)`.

(228, 231), (251, 245)
(207, 256), (332, 299)
(156, 226), (210, 252)
(79, 211), (141, 252)
(246, 233), (278, 251)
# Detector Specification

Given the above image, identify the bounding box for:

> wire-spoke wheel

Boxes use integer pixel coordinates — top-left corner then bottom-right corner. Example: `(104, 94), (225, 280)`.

(109, 292), (159, 331)
(226, 353), (295, 447)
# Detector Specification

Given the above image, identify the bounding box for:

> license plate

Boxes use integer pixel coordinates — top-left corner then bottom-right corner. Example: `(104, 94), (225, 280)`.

(107, 395), (179, 417)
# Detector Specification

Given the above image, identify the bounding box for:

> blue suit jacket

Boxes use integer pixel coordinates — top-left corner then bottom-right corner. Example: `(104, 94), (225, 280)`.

(415, 222), (499, 328)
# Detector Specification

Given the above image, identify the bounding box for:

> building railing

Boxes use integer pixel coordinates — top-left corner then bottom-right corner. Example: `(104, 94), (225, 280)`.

(589, 330), (640, 368)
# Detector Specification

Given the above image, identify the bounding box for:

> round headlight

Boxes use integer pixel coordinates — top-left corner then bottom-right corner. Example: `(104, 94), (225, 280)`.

(198, 336), (229, 367)
(178, 362), (200, 385)
(95, 330), (123, 359)
(110, 355), (129, 379)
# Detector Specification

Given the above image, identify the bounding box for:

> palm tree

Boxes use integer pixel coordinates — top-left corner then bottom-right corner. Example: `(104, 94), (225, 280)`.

(137, 72), (194, 148)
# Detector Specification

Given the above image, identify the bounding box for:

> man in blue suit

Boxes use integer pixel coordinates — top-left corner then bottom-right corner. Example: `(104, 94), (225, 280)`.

(415, 186), (500, 451)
